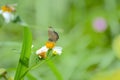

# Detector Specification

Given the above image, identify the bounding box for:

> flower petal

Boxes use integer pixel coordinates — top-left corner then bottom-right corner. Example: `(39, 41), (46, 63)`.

(2, 12), (14, 23)
(36, 46), (48, 55)
(53, 46), (62, 55)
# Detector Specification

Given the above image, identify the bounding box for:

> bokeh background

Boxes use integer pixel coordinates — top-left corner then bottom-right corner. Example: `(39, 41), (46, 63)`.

(0, 0), (120, 80)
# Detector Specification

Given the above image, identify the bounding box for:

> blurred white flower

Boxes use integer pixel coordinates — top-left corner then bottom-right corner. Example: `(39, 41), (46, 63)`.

(92, 17), (107, 32)
(36, 46), (48, 55)
(36, 46), (48, 58)
(1, 11), (14, 23)
(53, 47), (62, 55)
(0, 5), (15, 23)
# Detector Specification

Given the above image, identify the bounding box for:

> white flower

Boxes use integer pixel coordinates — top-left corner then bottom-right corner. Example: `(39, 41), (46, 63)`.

(53, 46), (62, 55)
(36, 46), (48, 55)
(1, 11), (14, 23)
(0, 5), (15, 23)
(36, 46), (48, 58)
(36, 46), (62, 59)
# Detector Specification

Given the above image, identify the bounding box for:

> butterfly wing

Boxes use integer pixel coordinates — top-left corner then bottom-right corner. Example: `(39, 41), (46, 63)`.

(48, 27), (59, 42)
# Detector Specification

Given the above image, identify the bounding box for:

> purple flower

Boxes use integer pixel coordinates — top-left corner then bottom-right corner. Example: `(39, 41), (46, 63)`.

(92, 17), (107, 32)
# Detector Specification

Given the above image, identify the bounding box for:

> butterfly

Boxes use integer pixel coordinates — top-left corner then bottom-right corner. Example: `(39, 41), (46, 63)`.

(48, 27), (59, 42)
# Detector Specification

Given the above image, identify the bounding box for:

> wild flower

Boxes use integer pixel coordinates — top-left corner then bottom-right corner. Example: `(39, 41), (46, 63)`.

(36, 27), (62, 59)
(92, 17), (107, 32)
(0, 4), (16, 23)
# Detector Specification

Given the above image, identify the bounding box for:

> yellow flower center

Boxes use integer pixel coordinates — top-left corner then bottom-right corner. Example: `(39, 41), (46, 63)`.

(46, 41), (55, 49)
(1, 6), (13, 12)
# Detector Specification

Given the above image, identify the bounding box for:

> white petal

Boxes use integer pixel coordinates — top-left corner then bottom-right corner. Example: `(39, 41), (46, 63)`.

(53, 46), (62, 55)
(2, 12), (14, 23)
(36, 46), (48, 54)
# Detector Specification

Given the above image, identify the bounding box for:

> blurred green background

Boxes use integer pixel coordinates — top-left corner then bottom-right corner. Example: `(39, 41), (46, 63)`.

(0, 0), (120, 80)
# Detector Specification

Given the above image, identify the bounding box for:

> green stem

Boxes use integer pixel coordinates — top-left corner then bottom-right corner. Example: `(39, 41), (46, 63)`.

(46, 59), (63, 80)
(20, 51), (52, 79)
(21, 60), (46, 78)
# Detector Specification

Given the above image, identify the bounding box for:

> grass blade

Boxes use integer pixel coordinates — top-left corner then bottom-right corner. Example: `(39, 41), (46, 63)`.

(14, 26), (32, 80)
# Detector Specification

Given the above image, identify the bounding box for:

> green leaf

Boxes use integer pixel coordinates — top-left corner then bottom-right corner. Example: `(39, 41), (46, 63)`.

(14, 26), (32, 80)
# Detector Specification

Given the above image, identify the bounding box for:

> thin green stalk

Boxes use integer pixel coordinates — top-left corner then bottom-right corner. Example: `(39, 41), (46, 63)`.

(21, 58), (51, 78)
(47, 60), (63, 80)
(21, 50), (53, 78)
(20, 60), (46, 78)
(14, 26), (32, 80)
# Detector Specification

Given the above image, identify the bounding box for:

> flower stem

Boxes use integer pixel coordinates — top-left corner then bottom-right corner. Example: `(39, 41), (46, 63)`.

(21, 51), (52, 79)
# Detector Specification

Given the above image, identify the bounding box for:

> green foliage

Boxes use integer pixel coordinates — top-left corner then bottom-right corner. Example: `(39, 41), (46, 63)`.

(14, 26), (32, 80)
(0, 0), (120, 80)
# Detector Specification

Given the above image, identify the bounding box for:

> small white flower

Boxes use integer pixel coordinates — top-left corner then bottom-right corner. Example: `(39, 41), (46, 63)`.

(0, 5), (15, 23)
(36, 42), (62, 59)
(2, 12), (14, 23)
(53, 46), (62, 55)
(36, 46), (48, 55)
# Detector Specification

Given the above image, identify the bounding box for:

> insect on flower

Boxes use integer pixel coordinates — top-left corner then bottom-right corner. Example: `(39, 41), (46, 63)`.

(36, 27), (62, 59)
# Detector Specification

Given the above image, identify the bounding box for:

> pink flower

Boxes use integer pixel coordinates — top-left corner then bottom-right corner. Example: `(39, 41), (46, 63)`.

(92, 17), (107, 32)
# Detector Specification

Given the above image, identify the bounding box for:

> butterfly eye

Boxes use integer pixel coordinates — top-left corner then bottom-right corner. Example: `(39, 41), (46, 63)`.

(48, 27), (59, 42)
